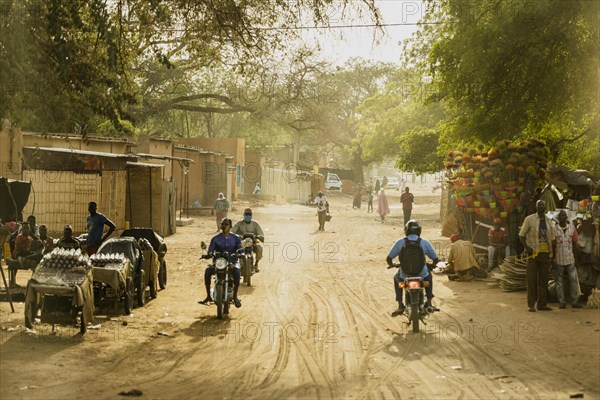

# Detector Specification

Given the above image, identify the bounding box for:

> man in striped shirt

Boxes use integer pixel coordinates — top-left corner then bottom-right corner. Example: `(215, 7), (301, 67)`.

(553, 210), (581, 309)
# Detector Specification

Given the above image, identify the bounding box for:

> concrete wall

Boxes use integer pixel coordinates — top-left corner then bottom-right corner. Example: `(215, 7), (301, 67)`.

(244, 150), (266, 195)
(136, 136), (174, 179)
(172, 147), (228, 209)
(177, 137), (245, 199)
(259, 167), (312, 204)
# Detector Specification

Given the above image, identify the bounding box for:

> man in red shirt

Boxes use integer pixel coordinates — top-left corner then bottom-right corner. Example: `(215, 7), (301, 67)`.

(13, 223), (34, 258)
(488, 218), (507, 271)
(400, 187), (414, 225)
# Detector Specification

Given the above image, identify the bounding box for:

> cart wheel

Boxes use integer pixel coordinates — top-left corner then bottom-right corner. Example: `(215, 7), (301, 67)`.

(124, 277), (134, 315)
(79, 309), (87, 334)
(136, 269), (146, 307)
(159, 259), (168, 289)
(149, 278), (157, 299)
(24, 298), (36, 329)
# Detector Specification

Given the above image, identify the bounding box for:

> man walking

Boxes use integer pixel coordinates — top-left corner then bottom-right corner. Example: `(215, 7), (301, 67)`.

(553, 210), (581, 308)
(86, 201), (116, 255)
(519, 200), (555, 312)
(314, 191), (329, 231)
(400, 187), (414, 225)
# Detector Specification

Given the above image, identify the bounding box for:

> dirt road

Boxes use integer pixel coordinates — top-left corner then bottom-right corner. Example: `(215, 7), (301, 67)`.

(1, 187), (599, 399)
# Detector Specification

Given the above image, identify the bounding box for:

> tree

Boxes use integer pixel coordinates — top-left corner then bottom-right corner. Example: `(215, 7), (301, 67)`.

(404, 0), (600, 175)
(1, 0), (382, 134)
(358, 70), (447, 174)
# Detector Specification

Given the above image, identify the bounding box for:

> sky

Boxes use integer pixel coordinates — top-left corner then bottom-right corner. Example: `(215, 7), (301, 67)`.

(301, 0), (426, 65)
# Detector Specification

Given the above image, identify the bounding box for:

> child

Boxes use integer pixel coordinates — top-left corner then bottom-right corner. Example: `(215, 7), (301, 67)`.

(367, 191), (374, 213)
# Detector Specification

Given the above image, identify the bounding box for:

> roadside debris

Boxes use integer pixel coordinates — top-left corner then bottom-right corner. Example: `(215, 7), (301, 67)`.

(119, 389), (143, 396)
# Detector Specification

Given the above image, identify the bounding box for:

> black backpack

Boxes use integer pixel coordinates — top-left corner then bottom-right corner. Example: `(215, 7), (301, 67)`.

(399, 237), (425, 276)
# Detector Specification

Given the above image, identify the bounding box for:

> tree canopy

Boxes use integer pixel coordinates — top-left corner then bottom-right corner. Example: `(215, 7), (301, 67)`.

(404, 0), (600, 174)
(0, 0), (381, 134)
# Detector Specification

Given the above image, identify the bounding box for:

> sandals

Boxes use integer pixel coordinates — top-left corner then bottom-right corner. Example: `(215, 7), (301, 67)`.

(234, 298), (242, 308)
(198, 296), (213, 305)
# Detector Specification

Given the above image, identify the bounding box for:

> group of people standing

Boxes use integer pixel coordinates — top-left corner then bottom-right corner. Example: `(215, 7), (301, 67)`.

(520, 200), (583, 311)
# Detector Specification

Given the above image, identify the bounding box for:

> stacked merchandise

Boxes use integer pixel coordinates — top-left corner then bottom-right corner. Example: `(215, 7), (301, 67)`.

(34, 248), (92, 285)
(444, 138), (549, 244)
(498, 256), (528, 292)
(90, 253), (127, 269)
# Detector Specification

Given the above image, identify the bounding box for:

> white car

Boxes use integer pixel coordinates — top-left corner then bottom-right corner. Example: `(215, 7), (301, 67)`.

(325, 173), (342, 190)
(386, 177), (400, 190)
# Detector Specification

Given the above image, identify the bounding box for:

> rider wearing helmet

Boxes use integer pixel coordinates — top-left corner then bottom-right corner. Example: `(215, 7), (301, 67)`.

(386, 220), (440, 316)
(200, 218), (243, 308)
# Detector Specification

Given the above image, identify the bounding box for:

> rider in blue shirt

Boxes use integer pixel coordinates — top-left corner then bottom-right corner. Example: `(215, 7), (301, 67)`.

(201, 218), (244, 308)
(386, 220), (440, 316)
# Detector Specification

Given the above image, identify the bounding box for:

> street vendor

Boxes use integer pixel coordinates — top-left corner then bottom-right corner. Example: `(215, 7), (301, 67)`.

(86, 201), (116, 255)
(553, 210), (581, 309)
(38, 224), (55, 254)
(447, 233), (481, 279)
(488, 217), (507, 271)
(56, 225), (81, 250)
(13, 222), (34, 258)
(519, 200), (555, 312)
(6, 222), (44, 287)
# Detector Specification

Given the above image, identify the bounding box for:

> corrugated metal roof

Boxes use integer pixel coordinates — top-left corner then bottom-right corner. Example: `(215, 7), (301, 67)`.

(23, 132), (136, 144)
(24, 146), (137, 159)
(126, 162), (165, 168)
(173, 144), (226, 156)
(134, 153), (194, 163)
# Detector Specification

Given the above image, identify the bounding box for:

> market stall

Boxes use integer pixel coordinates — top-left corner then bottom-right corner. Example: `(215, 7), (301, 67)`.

(444, 138), (549, 253)
(24, 248), (94, 333)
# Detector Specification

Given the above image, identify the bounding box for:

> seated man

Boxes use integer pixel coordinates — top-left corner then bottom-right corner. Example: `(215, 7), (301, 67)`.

(232, 208), (264, 272)
(200, 218), (243, 308)
(56, 225), (81, 250)
(488, 218), (507, 270)
(38, 224), (55, 254)
(386, 220), (440, 315)
(6, 222), (43, 287)
(448, 233), (482, 279)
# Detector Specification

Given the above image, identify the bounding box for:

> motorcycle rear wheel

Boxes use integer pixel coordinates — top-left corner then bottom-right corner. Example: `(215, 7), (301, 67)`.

(411, 303), (420, 333)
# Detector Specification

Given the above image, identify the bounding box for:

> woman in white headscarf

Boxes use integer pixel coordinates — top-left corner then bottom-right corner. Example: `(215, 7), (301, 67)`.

(213, 193), (230, 231)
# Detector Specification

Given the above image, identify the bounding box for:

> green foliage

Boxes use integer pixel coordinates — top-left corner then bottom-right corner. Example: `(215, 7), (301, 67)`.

(405, 0), (600, 175)
(0, 0), (381, 135)
(394, 127), (445, 174)
(358, 69), (447, 173)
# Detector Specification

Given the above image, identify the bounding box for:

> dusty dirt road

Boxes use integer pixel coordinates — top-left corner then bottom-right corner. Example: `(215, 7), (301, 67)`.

(1, 185), (599, 399)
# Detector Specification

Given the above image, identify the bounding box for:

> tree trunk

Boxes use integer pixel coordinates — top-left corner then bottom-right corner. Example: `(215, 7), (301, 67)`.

(353, 147), (364, 184)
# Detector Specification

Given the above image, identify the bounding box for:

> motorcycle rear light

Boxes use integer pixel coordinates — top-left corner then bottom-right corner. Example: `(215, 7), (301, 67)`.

(408, 281), (421, 289)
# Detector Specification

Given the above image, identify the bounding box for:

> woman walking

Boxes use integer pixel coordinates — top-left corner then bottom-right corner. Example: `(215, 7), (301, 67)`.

(213, 193), (230, 231)
(377, 189), (390, 223)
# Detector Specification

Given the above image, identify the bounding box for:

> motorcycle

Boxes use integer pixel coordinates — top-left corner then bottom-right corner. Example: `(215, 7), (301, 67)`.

(239, 233), (255, 287)
(389, 263), (436, 333)
(201, 250), (243, 319)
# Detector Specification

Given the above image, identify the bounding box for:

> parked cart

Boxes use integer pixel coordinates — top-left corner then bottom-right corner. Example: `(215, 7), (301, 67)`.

(24, 248), (94, 333)
(91, 237), (143, 314)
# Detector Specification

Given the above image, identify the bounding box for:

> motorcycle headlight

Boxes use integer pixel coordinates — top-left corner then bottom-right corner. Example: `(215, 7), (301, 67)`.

(243, 238), (253, 248)
(215, 258), (228, 270)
